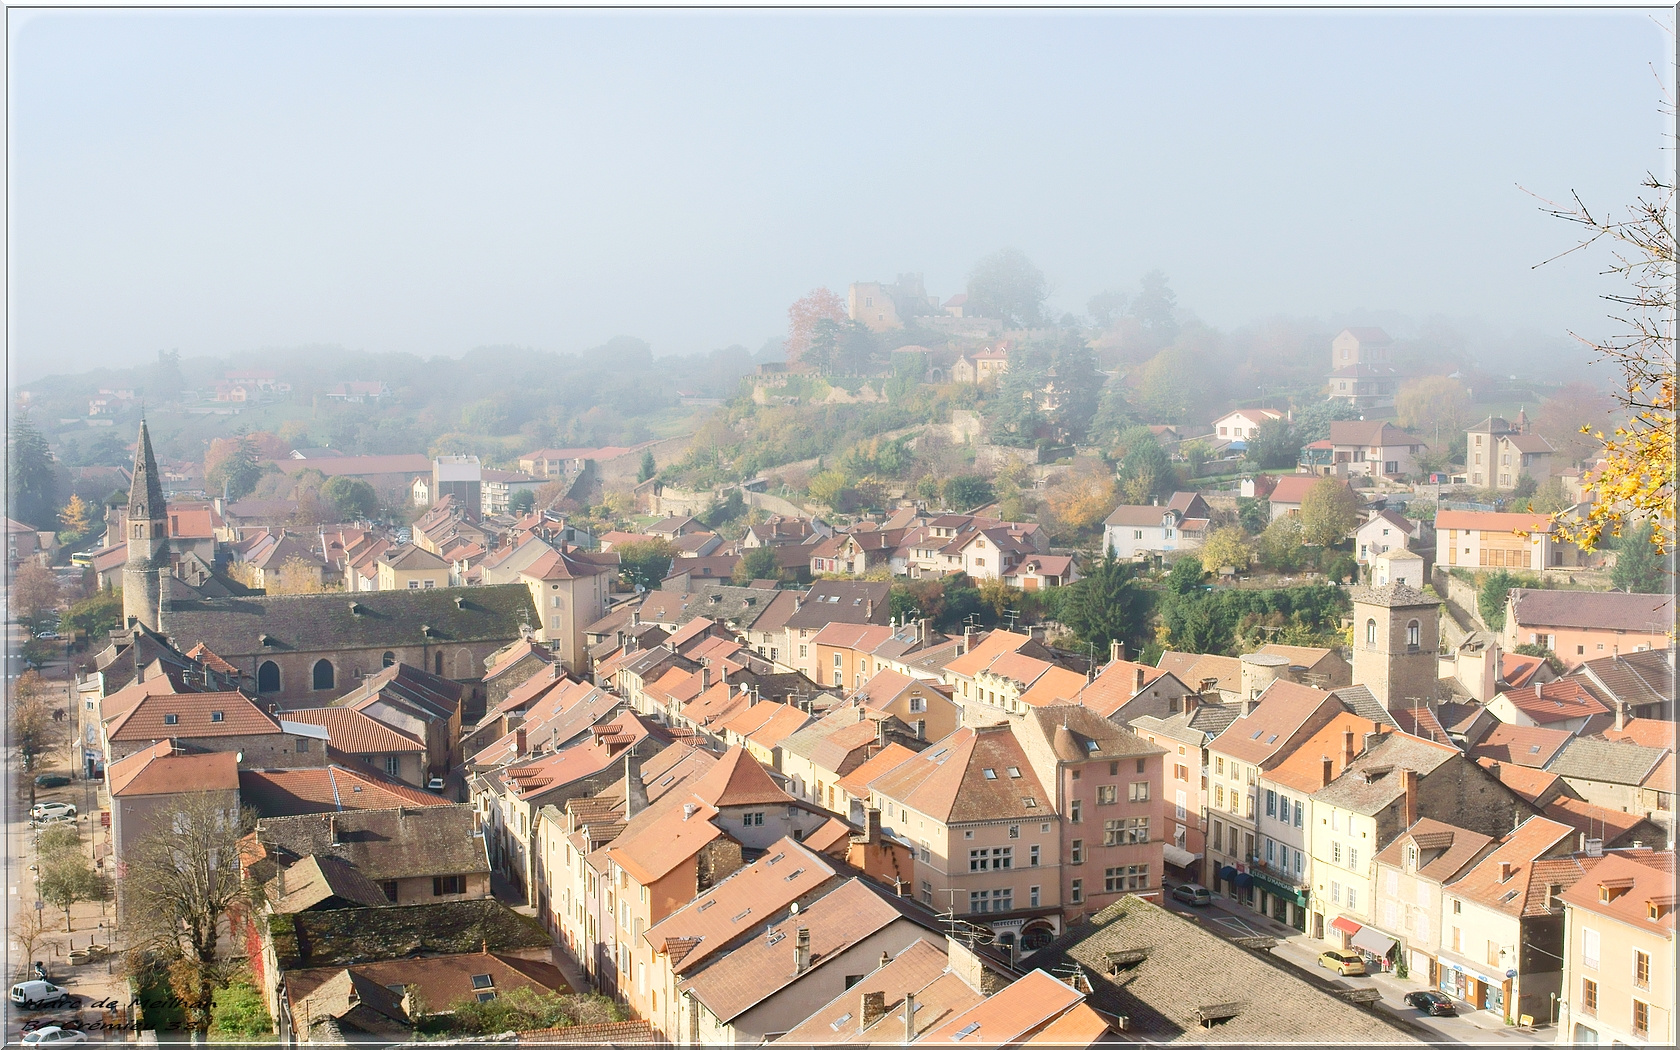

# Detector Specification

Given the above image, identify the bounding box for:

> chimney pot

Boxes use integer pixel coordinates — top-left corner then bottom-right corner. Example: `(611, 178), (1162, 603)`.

(1342, 727), (1356, 768)
(904, 992), (917, 1042)
(515, 728), (527, 754)
(1110, 638), (1123, 664)
(865, 807), (882, 847)
(1321, 755), (1333, 788)
(1499, 860), (1514, 882)
(1135, 666), (1146, 692)
(794, 926), (812, 972)
(683, 803), (697, 821)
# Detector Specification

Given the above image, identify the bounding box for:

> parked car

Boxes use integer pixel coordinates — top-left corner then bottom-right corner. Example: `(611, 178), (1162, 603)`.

(1405, 990), (1458, 1016)
(33, 775), (71, 789)
(11, 981), (78, 1010)
(29, 802), (76, 822)
(1171, 883), (1213, 907)
(427, 776), (446, 791)
(1317, 949), (1367, 976)
(34, 630), (59, 640)
(22, 1026), (88, 1044)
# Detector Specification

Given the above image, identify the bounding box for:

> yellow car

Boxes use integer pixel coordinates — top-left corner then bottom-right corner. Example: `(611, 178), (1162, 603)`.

(1318, 949), (1367, 976)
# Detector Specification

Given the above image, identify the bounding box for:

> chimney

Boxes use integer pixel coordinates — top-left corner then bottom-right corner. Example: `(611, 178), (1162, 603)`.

(1488, 760), (1501, 781)
(904, 993), (917, 1043)
(878, 950), (891, 970)
(876, 718), (887, 748)
(1135, 667), (1146, 693)
(1342, 727), (1356, 769)
(794, 927), (811, 972)
(866, 598), (875, 619)
(918, 617), (930, 644)
(1615, 700), (1630, 732)
(865, 806), (882, 847)
(700, 664), (712, 691)
(1499, 861), (1514, 882)
(631, 609), (640, 627)
(1402, 768), (1419, 828)
(1110, 638), (1124, 664)
(683, 803), (697, 821)
(329, 815), (341, 844)
(1321, 755), (1333, 788)
(794, 596), (803, 611)
(963, 625), (974, 655)
(861, 990), (888, 1029)
(1182, 693), (1198, 716)
(1363, 731), (1383, 754)
(515, 728), (527, 755)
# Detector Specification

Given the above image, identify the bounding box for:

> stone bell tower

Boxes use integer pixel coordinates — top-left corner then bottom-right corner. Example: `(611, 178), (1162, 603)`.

(122, 420), (170, 631)
(1350, 583), (1440, 711)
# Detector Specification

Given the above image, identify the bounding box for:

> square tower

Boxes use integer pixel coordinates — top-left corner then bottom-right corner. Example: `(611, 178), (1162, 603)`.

(1350, 583), (1440, 711)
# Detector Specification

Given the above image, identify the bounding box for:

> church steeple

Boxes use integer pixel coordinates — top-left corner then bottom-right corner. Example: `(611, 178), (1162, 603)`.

(124, 420), (170, 631)
(128, 419), (166, 520)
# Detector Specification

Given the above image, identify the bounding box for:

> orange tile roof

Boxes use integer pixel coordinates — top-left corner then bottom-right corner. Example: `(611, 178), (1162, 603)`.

(837, 743), (919, 799)
(776, 939), (971, 1043)
(1475, 758), (1566, 806)
(1601, 718), (1679, 751)
(981, 649), (1056, 689)
(1065, 659), (1171, 718)
(1017, 665), (1091, 709)
(282, 707), (424, 755)
(237, 764), (448, 816)
(1444, 816), (1576, 916)
(811, 622), (896, 653)
(1557, 850), (1677, 935)
(1020, 1001), (1113, 1046)
(106, 690), (279, 742)
(1542, 796), (1668, 846)
(1469, 723), (1573, 768)
(868, 724), (1049, 824)
(643, 838), (840, 975)
(1499, 678), (1612, 722)
(1435, 510), (1554, 533)
(687, 745), (795, 808)
(604, 798), (724, 886)
(918, 968), (1085, 1044)
(942, 630), (1032, 679)
(733, 703), (813, 751)
(1263, 712), (1380, 794)
(108, 741), (240, 797)
(1210, 680), (1341, 765)
(184, 643), (240, 675)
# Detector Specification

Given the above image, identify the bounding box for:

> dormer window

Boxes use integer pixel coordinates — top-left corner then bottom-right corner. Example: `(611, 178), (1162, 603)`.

(211, 711), (224, 722)
(163, 713), (179, 725)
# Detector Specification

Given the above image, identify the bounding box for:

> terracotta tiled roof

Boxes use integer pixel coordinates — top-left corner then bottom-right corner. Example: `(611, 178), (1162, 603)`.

(603, 798), (724, 886)
(1469, 723), (1573, 768)
(1268, 474), (1323, 505)
(688, 745), (795, 808)
(775, 939), (966, 1044)
(940, 630), (1031, 680)
(1475, 759), (1566, 806)
(107, 741), (240, 797)
(518, 1020), (659, 1044)
(283, 707), (424, 755)
(1541, 796), (1668, 848)
(1155, 650), (1242, 694)
(643, 838), (840, 974)
(1500, 652), (1548, 689)
(1557, 850), (1676, 934)
(106, 690), (279, 742)
(868, 724), (1050, 824)
(837, 743), (918, 799)
(1443, 816), (1575, 916)
(1574, 649), (1675, 711)
(1263, 712), (1380, 795)
(1497, 678), (1612, 724)
(1600, 718), (1679, 751)
(238, 765), (450, 817)
(1375, 818), (1496, 884)
(918, 969), (1087, 1045)
(1016, 665), (1090, 709)
(1063, 659), (1172, 718)
(680, 878), (932, 1023)
(1210, 680), (1341, 766)
(483, 639), (553, 681)
(184, 643), (240, 675)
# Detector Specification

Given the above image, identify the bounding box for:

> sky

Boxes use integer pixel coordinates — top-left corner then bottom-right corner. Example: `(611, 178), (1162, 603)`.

(7, 8), (1673, 382)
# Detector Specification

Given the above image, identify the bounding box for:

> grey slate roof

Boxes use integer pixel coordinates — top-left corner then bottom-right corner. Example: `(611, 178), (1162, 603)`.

(1574, 649), (1676, 709)
(256, 804), (490, 883)
(1350, 583), (1434, 609)
(160, 584), (536, 658)
(1546, 736), (1668, 787)
(1311, 732), (1458, 814)
(1030, 898), (1424, 1043)
(1333, 684), (1403, 731)
(1509, 588), (1675, 633)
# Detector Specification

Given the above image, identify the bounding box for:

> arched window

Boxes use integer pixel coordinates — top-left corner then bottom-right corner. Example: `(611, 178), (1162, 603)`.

(434, 651), (444, 676)
(382, 651), (395, 668)
(1407, 620), (1421, 652)
(1365, 619), (1378, 647)
(257, 661), (281, 693)
(312, 659), (335, 691)
(455, 648), (474, 679)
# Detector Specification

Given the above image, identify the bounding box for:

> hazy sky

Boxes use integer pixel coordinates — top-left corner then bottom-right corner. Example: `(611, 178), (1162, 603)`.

(8, 8), (1672, 382)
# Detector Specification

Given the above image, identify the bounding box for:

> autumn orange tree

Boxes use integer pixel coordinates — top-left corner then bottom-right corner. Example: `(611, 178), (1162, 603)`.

(1536, 175), (1676, 556)
(784, 288), (847, 368)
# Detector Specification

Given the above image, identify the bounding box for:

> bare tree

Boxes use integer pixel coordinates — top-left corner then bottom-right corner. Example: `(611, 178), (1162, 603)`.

(120, 793), (258, 1033)
(11, 907), (49, 979)
(10, 672), (61, 806)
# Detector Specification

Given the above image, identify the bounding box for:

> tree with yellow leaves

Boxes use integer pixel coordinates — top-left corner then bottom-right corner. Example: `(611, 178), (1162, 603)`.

(1535, 175), (1675, 556)
(57, 493), (94, 542)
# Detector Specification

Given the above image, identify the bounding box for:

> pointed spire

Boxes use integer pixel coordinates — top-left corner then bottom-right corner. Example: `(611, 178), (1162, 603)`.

(129, 419), (166, 522)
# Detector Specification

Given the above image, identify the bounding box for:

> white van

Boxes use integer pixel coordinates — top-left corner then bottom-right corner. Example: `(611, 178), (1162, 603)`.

(10, 981), (76, 1009)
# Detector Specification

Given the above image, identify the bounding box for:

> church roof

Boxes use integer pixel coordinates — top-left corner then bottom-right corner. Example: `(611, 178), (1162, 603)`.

(128, 420), (167, 528)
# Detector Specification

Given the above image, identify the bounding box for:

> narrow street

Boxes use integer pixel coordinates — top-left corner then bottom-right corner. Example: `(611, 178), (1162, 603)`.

(5, 605), (132, 1043)
(1160, 877), (1557, 1045)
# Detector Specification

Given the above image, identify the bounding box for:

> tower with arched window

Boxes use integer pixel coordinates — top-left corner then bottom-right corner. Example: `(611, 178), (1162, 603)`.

(1350, 583), (1440, 712)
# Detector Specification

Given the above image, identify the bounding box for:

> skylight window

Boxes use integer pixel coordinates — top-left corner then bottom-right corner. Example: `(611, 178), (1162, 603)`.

(1022, 797), (1038, 808)
(983, 768), (997, 780)
(470, 974), (494, 990)
(1084, 740), (1099, 751)
(784, 868), (805, 881)
(733, 909), (752, 922)
(954, 1022), (982, 1040)
(1007, 767), (1022, 778)
(1251, 729), (1263, 739)
(698, 899), (716, 912)
(831, 1013), (854, 1030)
(1529, 745), (1542, 754)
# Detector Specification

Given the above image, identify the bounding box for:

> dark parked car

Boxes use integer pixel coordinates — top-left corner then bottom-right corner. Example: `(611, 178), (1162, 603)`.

(32, 775), (70, 789)
(1404, 991), (1457, 1016)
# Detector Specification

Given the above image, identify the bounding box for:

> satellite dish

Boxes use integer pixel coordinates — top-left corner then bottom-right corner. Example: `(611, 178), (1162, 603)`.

(790, 902), (800, 915)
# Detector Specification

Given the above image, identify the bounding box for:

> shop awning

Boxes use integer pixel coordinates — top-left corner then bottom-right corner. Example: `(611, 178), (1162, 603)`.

(1249, 870), (1309, 906)
(1163, 844), (1201, 869)
(1329, 916), (1362, 937)
(1219, 865), (1238, 882)
(1233, 872), (1254, 888)
(1350, 926), (1398, 957)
